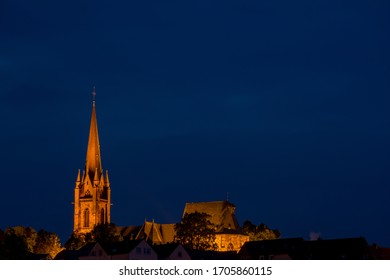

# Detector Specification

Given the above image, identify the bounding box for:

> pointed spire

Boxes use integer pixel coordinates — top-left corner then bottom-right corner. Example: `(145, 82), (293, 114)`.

(105, 170), (110, 186)
(99, 171), (105, 185)
(76, 169), (81, 182)
(85, 87), (102, 181)
(93, 168), (99, 182)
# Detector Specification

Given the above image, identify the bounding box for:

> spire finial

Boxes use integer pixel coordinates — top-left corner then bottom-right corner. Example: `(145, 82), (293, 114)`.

(226, 192), (229, 202)
(92, 87), (96, 104)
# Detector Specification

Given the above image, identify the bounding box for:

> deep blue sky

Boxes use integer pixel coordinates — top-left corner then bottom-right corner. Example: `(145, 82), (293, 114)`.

(1, 0), (389, 246)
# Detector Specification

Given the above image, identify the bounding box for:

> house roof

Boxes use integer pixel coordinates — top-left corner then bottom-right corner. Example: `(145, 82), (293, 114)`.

(78, 242), (101, 255)
(152, 243), (183, 259)
(183, 201), (240, 232)
(159, 223), (176, 243)
(103, 240), (144, 255)
(55, 240), (153, 259)
(54, 249), (80, 260)
(137, 221), (164, 244)
(55, 242), (102, 260)
(120, 221), (175, 245)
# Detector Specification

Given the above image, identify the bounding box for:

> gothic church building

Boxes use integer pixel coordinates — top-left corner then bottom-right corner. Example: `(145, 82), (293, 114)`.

(73, 90), (111, 233)
(72, 90), (248, 252)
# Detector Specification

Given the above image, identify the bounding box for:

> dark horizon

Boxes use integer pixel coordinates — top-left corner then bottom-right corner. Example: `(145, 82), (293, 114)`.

(0, 1), (389, 247)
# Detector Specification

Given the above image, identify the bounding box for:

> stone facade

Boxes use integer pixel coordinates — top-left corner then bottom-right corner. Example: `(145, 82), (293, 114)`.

(215, 232), (249, 252)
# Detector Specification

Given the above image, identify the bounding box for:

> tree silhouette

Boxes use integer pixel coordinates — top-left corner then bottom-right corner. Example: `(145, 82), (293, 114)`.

(242, 220), (280, 241)
(64, 232), (87, 250)
(0, 228), (30, 259)
(34, 229), (62, 258)
(65, 223), (122, 250)
(87, 223), (122, 244)
(174, 212), (217, 251)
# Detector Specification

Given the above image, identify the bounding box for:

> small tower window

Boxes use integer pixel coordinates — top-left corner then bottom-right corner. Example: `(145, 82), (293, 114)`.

(84, 208), (90, 227)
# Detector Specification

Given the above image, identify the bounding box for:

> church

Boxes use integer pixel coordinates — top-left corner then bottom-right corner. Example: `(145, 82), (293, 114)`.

(73, 88), (111, 234)
(72, 90), (248, 251)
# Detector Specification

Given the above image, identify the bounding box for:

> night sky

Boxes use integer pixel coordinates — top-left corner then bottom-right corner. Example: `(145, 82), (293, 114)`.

(1, 1), (389, 247)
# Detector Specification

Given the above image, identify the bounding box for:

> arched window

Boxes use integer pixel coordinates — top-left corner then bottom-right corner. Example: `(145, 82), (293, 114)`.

(84, 208), (90, 227)
(100, 208), (105, 224)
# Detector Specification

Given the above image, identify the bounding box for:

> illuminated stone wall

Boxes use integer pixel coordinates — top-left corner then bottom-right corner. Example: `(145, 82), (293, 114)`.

(215, 233), (250, 252)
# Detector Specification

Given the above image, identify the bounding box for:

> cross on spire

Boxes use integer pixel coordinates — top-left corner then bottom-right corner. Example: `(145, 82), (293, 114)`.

(92, 86), (96, 103)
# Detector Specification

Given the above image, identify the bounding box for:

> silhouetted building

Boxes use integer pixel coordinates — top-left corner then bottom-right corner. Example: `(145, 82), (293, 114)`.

(369, 244), (390, 260)
(239, 238), (304, 260)
(78, 242), (108, 260)
(103, 240), (157, 260)
(303, 237), (374, 260)
(56, 240), (158, 260)
(153, 243), (191, 260)
(238, 237), (374, 260)
(117, 201), (249, 252)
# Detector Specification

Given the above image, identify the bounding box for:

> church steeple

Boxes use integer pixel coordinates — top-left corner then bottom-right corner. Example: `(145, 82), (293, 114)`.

(85, 87), (102, 181)
(73, 88), (111, 233)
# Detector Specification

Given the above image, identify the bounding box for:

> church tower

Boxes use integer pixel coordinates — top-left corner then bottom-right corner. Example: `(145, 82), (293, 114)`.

(73, 88), (111, 233)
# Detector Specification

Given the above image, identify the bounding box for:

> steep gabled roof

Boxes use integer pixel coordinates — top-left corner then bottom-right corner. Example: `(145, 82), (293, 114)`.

(160, 223), (175, 243)
(153, 243), (183, 259)
(55, 242), (104, 260)
(135, 221), (175, 244)
(103, 240), (144, 255)
(54, 249), (80, 260)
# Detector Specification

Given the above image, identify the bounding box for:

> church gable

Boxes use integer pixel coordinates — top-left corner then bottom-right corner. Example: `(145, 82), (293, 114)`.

(134, 221), (175, 245)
